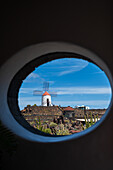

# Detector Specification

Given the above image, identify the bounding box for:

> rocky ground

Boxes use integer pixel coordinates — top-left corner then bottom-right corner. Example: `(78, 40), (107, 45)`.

(21, 105), (106, 135)
(29, 116), (85, 135)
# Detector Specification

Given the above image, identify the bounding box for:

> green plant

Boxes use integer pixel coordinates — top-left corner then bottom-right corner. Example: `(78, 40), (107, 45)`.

(71, 120), (75, 124)
(35, 117), (52, 134)
(96, 114), (98, 121)
(90, 112), (93, 126)
(35, 117), (42, 130)
(94, 115), (96, 123)
(50, 122), (57, 128)
(27, 104), (31, 107)
(37, 117), (43, 131)
(45, 120), (48, 123)
(30, 121), (34, 125)
(84, 114), (90, 129)
(81, 123), (84, 130)
(56, 128), (70, 135)
(64, 120), (69, 123)
(43, 128), (51, 134)
(58, 124), (64, 130)
(84, 113), (98, 129)
(86, 121), (90, 129)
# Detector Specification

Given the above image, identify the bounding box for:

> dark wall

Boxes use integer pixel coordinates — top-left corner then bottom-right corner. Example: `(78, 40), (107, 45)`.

(1, 1), (113, 170)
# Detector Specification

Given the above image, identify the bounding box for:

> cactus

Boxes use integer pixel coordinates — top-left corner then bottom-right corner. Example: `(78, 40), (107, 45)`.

(81, 123), (85, 130)
(84, 112), (98, 129)
(94, 115), (96, 123)
(50, 122), (57, 128)
(96, 114), (98, 121)
(90, 112), (93, 126)
(85, 114), (90, 129)
(43, 128), (51, 134)
(35, 116), (43, 131)
(56, 128), (70, 135)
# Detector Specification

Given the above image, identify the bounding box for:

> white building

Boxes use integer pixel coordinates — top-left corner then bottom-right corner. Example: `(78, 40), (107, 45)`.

(86, 106), (90, 110)
(42, 91), (52, 106)
(75, 105), (90, 110)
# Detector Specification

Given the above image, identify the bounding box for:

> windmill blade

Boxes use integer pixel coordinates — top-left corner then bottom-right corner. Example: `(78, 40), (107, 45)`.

(49, 91), (57, 97)
(43, 81), (49, 91)
(33, 90), (43, 96)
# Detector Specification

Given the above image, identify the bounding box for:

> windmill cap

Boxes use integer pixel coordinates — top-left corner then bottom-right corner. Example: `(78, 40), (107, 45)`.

(43, 91), (50, 96)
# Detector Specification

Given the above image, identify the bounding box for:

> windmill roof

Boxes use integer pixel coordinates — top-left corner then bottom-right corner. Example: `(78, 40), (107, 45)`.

(42, 91), (50, 96)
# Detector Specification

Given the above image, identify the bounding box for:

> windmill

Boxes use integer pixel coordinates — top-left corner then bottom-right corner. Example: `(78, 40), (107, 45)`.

(33, 81), (57, 106)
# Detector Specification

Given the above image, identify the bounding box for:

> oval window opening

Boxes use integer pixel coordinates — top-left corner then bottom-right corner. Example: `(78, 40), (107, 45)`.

(18, 57), (112, 136)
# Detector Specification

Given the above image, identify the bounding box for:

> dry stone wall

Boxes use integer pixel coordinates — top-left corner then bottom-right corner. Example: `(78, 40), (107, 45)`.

(21, 106), (106, 123)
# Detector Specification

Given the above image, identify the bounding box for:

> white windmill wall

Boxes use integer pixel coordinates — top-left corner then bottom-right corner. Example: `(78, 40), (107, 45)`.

(42, 95), (52, 106)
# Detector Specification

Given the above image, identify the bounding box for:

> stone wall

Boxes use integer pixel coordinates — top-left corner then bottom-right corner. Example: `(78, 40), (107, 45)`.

(74, 108), (106, 118)
(21, 106), (63, 122)
(21, 106), (106, 122)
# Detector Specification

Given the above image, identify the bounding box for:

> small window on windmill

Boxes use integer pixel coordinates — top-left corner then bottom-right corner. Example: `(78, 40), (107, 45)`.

(18, 57), (112, 136)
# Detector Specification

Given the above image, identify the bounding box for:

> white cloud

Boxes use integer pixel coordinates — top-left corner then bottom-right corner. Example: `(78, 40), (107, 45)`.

(18, 96), (41, 102)
(18, 86), (112, 110)
(24, 73), (45, 83)
(53, 100), (109, 105)
(51, 87), (112, 95)
(39, 58), (89, 77)
(58, 66), (79, 76)
(19, 86), (112, 95)
(18, 95), (110, 110)
(92, 71), (104, 74)
(19, 88), (36, 94)
(58, 63), (88, 76)
(28, 73), (40, 79)
(18, 96), (41, 110)
(53, 100), (110, 109)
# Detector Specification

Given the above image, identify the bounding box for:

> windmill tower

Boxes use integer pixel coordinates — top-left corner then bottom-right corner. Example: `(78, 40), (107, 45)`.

(33, 81), (57, 106)
(42, 91), (52, 106)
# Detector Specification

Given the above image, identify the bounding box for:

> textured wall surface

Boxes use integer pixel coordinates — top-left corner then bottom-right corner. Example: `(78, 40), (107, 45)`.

(1, 1), (113, 170)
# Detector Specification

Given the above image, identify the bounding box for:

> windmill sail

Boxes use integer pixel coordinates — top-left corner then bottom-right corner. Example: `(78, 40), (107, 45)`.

(49, 92), (57, 97)
(33, 90), (43, 96)
(43, 81), (49, 91)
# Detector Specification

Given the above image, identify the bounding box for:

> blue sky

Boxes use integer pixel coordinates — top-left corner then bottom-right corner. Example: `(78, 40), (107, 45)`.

(18, 58), (112, 110)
